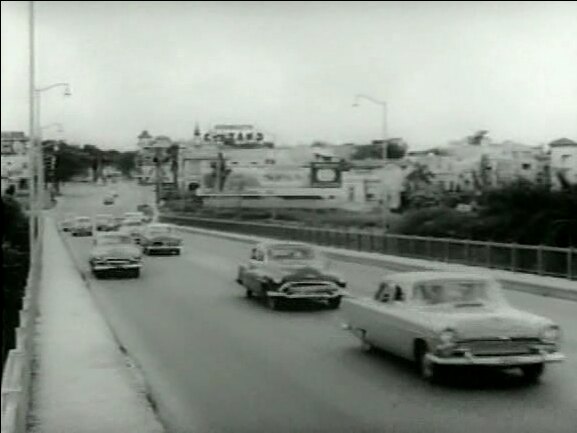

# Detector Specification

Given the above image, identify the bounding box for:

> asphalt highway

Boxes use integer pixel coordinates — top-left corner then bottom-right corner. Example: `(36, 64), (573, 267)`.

(56, 181), (577, 433)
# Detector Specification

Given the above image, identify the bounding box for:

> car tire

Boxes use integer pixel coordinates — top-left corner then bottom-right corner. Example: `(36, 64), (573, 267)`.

(266, 296), (282, 311)
(130, 269), (140, 279)
(415, 341), (443, 383)
(245, 288), (253, 298)
(358, 330), (374, 352)
(93, 270), (104, 279)
(520, 364), (544, 383)
(174, 249), (181, 256)
(327, 297), (342, 310)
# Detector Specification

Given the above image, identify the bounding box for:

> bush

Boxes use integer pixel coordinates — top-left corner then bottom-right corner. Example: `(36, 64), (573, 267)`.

(2, 196), (30, 368)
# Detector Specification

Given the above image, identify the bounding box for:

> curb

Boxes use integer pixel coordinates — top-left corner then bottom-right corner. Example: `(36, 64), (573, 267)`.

(172, 224), (577, 302)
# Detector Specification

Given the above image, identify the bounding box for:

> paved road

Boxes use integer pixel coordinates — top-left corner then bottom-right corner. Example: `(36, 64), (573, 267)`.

(55, 182), (577, 433)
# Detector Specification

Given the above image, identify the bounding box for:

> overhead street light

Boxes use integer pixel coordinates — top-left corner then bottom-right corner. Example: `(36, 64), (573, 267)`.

(34, 83), (71, 208)
(352, 93), (388, 149)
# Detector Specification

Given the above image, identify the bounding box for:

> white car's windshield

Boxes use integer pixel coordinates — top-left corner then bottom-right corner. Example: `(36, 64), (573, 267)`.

(96, 235), (132, 246)
(148, 226), (172, 236)
(268, 245), (316, 261)
(76, 217), (91, 223)
(413, 279), (496, 306)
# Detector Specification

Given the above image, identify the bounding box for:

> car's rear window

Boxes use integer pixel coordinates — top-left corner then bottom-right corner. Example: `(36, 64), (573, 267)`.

(123, 220), (142, 227)
(96, 235), (132, 246)
(268, 245), (316, 261)
(148, 227), (171, 235)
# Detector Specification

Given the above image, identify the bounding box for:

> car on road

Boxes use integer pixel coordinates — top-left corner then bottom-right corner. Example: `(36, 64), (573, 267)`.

(341, 271), (565, 383)
(140, 223), (182, 255)
(119, 216), (147, 245)
(137, 204), (154, 223)
(89, 232), (142, 279)
(236, 241), (347, 310)
(94, 214), (118, 232)
(70, 216), (93, 237)
(123, 211), (146, 223)
(59, 213), (76, 232)
(103, 194), (115, 205)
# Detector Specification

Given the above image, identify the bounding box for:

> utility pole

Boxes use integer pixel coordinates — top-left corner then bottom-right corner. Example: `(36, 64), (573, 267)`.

(28, 0), (38, 260)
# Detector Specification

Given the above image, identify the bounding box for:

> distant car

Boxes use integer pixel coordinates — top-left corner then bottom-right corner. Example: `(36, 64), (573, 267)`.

(123, 211), (146, 223)
(94, 214), (118, 232)
(70, 216), (93, 237)
(119, 217), (146, 245)
(140, 223), (182, 255)
(137, 204), (154, 223)
(59, 214), (76, 232)
(236, 241), (347, 310)
(103, 195), (115, 205)
(89, 232), (142, 279)
(342, 271), (565, 383)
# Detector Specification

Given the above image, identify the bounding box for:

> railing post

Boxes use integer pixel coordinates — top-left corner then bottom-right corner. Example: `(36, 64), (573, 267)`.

(510, 243), (517, 272)
(568, 247), (574, 280)
(464, 239), (470, 265)
(444, 239), (450, 262)
(486, 242), (492, 268)
(537, 244), (544, 275)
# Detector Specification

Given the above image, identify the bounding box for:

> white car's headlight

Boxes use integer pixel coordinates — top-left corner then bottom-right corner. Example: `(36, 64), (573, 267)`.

(272, 276), (283, 285)
(438, 328), (457, 345)
(541, 325), (561, 343)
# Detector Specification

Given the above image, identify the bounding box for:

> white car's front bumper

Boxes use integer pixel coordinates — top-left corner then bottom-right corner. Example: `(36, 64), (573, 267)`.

(427, 351), (565, 367)
(92, 263), (141, 271)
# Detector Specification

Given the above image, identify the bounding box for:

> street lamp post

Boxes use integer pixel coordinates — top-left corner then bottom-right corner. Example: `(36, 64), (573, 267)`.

(353, 94), (388, 155)
(353, 93), (390, 230)
(35, 83), (71, 208)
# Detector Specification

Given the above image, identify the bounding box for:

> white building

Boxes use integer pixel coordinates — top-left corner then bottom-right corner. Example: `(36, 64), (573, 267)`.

(549, 138), (577, 189)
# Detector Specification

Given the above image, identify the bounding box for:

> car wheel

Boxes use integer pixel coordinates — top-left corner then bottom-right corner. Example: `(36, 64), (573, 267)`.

(130, 269), (140, 279)
(266, 296), (282, 310)
(327, 297), (342, 310)
(521, 364), (544, 383)
(174, 249), (181, 256)
(415, 342), (442, 383)
(358, 330), (374, 352)
(142, 247), (149, 255)
(245, 288), (253, 298)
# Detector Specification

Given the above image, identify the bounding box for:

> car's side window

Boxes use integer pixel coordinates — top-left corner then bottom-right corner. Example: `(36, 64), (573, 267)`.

(393, 285), (405, 302)
(250, 248), (259, 260)
(251, 248), (264, 262)
(375, 282), (393, 303)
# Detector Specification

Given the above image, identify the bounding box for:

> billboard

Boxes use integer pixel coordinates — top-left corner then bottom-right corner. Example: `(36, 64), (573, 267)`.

(310, 162), (343, 188)
(203, 124), (269, 148)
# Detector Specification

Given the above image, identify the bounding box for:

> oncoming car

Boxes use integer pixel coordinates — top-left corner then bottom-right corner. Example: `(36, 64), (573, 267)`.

(70, 216), (93, 237)
(94, 214), (117, 232)
(140, 223), (182, 255)
(89, 232), (142, 279)
(59, 213), (76, 232)
(342, 271), (565, 383)
(119, 217), (146, 245)
(236, 241), (347, 310)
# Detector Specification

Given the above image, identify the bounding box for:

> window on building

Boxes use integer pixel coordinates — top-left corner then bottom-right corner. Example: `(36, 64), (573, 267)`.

(522, 163), (531, 170)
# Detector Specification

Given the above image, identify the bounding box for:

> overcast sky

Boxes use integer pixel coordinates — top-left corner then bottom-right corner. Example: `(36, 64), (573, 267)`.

(1, 1), (576, 150)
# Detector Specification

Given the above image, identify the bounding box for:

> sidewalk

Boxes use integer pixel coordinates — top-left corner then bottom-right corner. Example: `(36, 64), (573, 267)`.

(28, 218), (164, 433)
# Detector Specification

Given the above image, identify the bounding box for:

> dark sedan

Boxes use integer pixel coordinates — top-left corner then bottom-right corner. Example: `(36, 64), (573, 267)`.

(236, 241), (347, 310)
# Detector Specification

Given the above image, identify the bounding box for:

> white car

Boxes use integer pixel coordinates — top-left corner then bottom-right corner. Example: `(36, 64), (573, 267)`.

(342, 271), (565, 383)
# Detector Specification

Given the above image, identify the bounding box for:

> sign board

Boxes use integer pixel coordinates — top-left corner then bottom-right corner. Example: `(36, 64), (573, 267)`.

(310, 162), (343, 188)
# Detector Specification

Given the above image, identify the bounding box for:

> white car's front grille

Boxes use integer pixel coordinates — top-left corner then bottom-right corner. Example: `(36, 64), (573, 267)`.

(459, 338), (541, 356)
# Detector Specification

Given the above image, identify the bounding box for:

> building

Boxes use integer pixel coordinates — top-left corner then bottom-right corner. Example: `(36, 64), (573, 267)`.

(407, 139), (549, 192)
(549, 138), (577, 189)
(1, 132), (30, 197)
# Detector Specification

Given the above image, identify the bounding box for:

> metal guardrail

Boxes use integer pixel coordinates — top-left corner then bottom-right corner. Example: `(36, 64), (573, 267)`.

(1, 219), (43, 433)
(160, 214), (576, 280)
